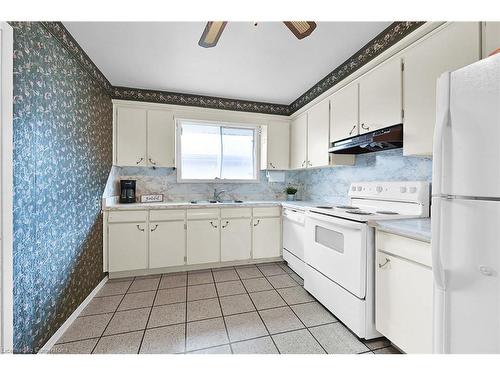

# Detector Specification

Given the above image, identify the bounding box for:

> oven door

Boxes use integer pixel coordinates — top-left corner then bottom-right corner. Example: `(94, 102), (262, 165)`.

(305, 211), (367, 299)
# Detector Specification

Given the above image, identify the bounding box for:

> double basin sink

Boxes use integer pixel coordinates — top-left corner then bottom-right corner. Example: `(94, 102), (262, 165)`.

(190, 200), (244, 204)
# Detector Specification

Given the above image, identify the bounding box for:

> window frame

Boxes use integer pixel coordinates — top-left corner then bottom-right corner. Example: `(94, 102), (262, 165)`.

(175, 118), (261, 183)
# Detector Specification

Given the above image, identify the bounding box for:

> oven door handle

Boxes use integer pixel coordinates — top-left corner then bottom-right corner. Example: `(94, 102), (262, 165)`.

(307, 211), (364, 230)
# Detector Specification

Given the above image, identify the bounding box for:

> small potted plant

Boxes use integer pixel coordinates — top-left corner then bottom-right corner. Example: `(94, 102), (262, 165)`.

(285, 185), (298, 201)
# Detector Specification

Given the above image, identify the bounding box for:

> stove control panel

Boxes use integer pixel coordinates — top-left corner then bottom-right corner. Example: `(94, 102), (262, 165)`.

(348, 181), (430, 204)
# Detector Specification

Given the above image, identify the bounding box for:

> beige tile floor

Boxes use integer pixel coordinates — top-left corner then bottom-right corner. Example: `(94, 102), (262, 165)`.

(50, 261), (401, 354)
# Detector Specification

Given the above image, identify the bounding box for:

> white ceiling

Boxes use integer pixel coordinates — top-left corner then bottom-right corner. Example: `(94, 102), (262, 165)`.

(64, 22), (391, 104)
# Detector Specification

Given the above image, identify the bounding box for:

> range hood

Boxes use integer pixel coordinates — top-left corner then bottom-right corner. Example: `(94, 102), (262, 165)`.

(329, 124), (403, 154)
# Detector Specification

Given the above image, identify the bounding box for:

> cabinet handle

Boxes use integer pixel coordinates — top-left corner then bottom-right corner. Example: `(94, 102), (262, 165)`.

(136, 157), (144, 165)
(221, 220), (229, 228)
(148, 157), (157, 165)
(253, 219), (260, 227)
(378, 258), (390, 268)
(361, 123), (370, 131)
(209, 221), (218, 228)
(307, 161), (312, 167)
(301, 160), (306, 167)
(150, 224), (158, 232)
(136, 224), (145, 232)
(349, 124), (357, 135)
(269, 162), (276, 169)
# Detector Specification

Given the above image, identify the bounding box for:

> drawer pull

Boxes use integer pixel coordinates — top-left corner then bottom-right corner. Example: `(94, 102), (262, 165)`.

(136, 224), (145, 232)
(253, 219), (260, 227)
(148, 157), (157, 165)
(221, 220), (229, 228)
(136, 157), (144, 165)
(150, 224), (158, 232)
(378, 258), (391, 268)
(349, 125), (357, 135)
(361, 123), (370, 131)
(210, 221), (218, 228)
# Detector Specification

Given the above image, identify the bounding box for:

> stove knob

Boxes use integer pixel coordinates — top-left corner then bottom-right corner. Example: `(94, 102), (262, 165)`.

(409, 186), (417, 193)
(357, 186), (362, 191)
(400, 186), (407, 193)
(376, 186), (383, 193)
(351, 186), (356, 191)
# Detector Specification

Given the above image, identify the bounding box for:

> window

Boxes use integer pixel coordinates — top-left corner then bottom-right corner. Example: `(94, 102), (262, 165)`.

(177, 120), (259, 182)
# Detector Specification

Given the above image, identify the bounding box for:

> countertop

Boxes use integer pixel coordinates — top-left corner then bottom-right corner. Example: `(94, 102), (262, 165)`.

(369, 218), (431, 243)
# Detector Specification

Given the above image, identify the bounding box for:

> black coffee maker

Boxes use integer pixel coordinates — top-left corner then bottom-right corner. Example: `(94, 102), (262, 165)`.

(119, 180), (136, 203)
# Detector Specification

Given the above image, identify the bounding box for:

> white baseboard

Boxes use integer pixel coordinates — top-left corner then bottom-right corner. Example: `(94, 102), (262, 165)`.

(38, 276), (108, 354)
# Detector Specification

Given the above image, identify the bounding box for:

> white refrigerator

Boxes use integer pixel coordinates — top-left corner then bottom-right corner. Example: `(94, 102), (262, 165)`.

(432, 53), (500, 354)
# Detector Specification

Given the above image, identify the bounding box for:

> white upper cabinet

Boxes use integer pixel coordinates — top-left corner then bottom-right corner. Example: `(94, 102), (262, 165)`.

(306, 100), (330, 168)
(115, 107), (147, 166)
(290, 113), (308, 169)
(261, 120), (290, 170)
(359, 57), (403, 134)
(147, 110), (175, 167)
(403, 22), (480, 156)
(483, 22), (500, 57)
(115, 106), (174, 167)
(330, 82), (359, 142)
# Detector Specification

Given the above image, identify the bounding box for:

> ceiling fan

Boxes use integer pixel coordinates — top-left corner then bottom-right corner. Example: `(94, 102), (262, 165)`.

(198, 21), (317, 48)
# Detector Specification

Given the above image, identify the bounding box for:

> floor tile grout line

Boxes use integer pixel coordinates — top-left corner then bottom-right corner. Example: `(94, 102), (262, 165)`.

(277, 261), (371, 354)
(136, 277), (161, 354)
(236, 264), (281, 354)
(90, 276), (136, 354)
(265, 269), (328, 354)
(211, 268), (233, 354)
(184, 277), (188, 353)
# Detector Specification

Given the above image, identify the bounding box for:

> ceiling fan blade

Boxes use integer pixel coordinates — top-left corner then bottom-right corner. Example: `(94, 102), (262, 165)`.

(198, 21), (227, 48)
(284, 21), (317, 40)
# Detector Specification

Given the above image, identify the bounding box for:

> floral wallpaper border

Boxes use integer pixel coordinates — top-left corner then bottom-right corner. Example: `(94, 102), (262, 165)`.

(39, 21), (424, 116)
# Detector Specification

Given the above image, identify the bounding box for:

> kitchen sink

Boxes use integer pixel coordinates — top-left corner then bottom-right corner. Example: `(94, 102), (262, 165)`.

(189, 200), (244, 204)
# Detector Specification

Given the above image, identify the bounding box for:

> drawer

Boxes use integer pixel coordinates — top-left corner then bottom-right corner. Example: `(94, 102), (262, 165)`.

(220, 207), (252, 218)
(376, 230), (431, 267)
(187, 208), (219, 220)
(108, 210), (147, 223)
(150, 209), (185, 221)
(252, 206), (281, 217)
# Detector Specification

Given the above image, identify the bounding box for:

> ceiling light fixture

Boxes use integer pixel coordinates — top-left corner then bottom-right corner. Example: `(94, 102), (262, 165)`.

(198, 21), (227, 48)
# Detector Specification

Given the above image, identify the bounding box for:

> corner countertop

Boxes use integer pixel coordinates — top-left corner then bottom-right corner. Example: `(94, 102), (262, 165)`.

(102, 198), (325, 211)
(369, 218), (431, 243)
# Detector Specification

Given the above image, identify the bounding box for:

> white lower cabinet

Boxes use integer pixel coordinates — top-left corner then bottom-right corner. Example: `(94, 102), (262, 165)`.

(108, 222), (148, 272)
(375, 231), (433, 353)
(252, 217), (281, 259)
(221, 218), (252, 261)
(187, 219), (220, 264)
(149, 220), (186, 268)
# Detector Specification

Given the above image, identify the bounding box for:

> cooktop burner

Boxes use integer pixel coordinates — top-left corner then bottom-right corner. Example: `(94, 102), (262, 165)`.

(376, 211), (399, 215)
(316, 206), (333, 209)
(336, 205), (359, 210)
(346, 210), (373, 215)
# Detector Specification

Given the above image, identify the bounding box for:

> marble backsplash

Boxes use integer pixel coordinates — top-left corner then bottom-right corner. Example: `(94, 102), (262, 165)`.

(106, 149), (432, 204)
(110, 167), (294, 202)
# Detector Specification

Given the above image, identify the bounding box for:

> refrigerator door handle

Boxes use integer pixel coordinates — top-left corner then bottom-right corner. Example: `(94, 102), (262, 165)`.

(432, 72), (451, 195)
(431, 198), (445, 290)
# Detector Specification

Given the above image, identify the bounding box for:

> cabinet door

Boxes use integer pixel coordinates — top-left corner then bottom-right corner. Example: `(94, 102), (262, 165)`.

(483, 22), (500, 57)
(108, 222), (148, 272)
(403, 22), (480, 156)
(290, 113), (308, 169)
(221, 218), (251, 261)
(265, 120), (290, 170)
(359, 57), (402, 134)
(115, 107), (147, 166)
(147, 109), (175, 167)
(149, 220), (186, 268)
(330, 83), (359, 142)
(252, 217), (281, 259)
(187, 220), (220, 264)
(307, 100), (330, 168)
(376, 251), (433, 353)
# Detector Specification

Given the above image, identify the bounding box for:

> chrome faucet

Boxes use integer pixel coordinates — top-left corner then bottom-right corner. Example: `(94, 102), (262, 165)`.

(213, 188), (226, 202)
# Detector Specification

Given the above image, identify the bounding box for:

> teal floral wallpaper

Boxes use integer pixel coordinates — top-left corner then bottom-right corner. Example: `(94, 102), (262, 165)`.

(12, 22), (112, 353)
